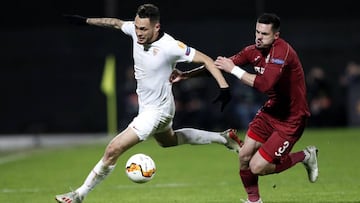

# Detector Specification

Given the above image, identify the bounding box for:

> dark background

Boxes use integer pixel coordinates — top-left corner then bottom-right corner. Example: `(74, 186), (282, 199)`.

(1, 0), (360, 134)
(1, 0), (359, 28)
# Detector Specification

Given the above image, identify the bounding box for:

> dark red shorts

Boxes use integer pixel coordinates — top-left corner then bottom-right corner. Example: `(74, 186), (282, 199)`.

(247, 112), (307, 163)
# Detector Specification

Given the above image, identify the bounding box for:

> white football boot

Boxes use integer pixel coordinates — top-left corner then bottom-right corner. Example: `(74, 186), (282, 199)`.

(241, 198), (263, 203)
(303, 145), (319, 183)
(221, 129), (243, 153)
(55, 191), (83, 203)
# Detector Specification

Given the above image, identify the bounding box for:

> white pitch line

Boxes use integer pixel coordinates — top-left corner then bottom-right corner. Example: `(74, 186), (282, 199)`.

(1, 188), (41, 193)
(0, 152), (29, 165)
(114, 182), (189, 189)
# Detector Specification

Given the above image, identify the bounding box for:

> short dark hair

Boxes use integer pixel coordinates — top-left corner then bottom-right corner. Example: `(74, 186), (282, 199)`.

(257, 13), (280, 32)
(136, 4), (160, 23)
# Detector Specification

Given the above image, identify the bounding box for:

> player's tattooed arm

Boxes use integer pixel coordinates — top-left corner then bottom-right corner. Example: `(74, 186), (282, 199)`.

(86, 18), (123, 29)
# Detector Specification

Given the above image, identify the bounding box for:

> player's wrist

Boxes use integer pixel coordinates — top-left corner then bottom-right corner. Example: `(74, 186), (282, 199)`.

(231, 66), (245, 79)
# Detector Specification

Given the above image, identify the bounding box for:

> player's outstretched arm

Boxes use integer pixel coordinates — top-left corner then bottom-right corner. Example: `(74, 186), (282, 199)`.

(169, 65), (211, 84)
(192, 51), (229, 89)
(191, 50), (232, 112)
(63, 14), (124, 30)
(215, 56), (256, 87)
(63, 14), (88, 25)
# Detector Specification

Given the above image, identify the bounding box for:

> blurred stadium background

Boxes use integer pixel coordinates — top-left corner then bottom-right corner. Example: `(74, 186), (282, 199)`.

(1, 0), (360, 142)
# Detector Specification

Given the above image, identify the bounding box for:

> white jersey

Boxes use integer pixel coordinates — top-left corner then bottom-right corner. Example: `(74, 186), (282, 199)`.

(121, 21), (196, 111)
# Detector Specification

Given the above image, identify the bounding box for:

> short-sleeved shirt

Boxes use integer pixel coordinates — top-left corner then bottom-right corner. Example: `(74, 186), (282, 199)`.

(230, 38), (310, 122)
(121, 21), (196, 112)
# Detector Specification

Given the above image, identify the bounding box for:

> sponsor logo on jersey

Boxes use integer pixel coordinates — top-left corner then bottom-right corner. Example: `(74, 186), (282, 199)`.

(254, 56), (261, 62)
(254, 66), (265, 74)
(271, 58), (285, 65)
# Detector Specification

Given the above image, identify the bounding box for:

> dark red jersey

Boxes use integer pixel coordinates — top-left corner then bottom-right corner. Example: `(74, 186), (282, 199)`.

(230, 38), (310, 122)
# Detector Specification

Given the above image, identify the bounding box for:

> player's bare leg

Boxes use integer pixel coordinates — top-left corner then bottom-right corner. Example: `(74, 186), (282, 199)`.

(55, 127), (140, 202)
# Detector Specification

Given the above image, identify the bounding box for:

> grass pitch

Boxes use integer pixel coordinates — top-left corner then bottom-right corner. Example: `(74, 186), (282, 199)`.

(1, 128), (360, 203)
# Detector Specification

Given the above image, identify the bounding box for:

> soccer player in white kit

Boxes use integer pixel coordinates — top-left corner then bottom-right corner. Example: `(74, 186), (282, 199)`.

(56, 4), (242, 203)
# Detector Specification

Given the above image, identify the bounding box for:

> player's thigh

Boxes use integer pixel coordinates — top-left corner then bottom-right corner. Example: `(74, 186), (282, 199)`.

(108, 127), (140, 150)
(260, 131), (301, 164)
(129, 109), (170, 140)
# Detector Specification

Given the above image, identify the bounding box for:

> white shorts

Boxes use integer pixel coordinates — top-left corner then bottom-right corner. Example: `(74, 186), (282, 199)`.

(128, 98), (175, 141)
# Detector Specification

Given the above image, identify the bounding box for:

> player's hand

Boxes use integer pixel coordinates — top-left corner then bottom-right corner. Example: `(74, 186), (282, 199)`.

(212, 87), (231, 112)
(63, 14), (88, 25)
(215, 56), (235, 73)
(169, 68), (188, 83)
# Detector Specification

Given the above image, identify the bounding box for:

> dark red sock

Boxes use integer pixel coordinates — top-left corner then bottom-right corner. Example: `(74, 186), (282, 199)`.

(274, 151), (305, 173)
(240, 169), (259, 202)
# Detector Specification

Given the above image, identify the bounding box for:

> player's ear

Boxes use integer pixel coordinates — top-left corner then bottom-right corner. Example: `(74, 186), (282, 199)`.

(274, 31), (280, 39)
(155, 23), (160, 31)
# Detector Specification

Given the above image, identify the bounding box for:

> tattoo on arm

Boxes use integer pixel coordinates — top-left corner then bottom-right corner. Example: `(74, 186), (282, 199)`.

(87, 18), (123, 29)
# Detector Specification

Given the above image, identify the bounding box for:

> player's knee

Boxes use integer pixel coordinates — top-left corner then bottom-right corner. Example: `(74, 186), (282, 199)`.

(249, 161), (267, 175)
(239, 151), (252, 163)
(104, 144), (123, 163)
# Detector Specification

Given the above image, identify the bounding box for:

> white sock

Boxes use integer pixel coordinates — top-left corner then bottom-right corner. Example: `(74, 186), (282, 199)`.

(76, 159), (116, 198)
(174, 128), (226, 145)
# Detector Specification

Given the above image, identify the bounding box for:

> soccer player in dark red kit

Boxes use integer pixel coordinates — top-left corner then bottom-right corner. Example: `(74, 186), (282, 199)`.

(214, 13), (319, 203)
(170, 13), (319, 203)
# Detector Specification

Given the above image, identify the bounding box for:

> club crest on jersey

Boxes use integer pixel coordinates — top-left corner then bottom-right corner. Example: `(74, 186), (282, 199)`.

(153, 48), (159, 56)
(271, 58), (285, 65)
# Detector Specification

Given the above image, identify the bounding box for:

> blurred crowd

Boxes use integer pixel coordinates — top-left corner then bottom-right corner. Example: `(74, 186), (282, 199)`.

(302, 61), (360, 127)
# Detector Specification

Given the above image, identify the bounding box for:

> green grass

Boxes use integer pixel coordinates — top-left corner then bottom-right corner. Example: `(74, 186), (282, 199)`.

(1, 128), (360, 203)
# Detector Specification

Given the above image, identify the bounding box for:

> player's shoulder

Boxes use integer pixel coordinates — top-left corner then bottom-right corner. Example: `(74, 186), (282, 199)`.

(157, 33), (177, 47)
(239, 44), (260, 58)
(160, 32), (175, 42)
(273, 38), (298, 55)
(273, 38), (292, 49)
(160, 33), (191, 49)
(244, 44), (257, 51)
(271, 38), (300, 63)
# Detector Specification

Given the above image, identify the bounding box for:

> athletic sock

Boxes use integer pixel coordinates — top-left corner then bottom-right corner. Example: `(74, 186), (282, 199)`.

(240, 169), (260, 202)
(274, 151), (305, 173)
(174, 128), (226, 145)
(76, 159), (116, 198)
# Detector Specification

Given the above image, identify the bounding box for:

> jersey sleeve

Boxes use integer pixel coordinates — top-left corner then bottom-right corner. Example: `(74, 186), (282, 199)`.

(121, 21), (135, 36)
(168, 40), (196, 63)
(230, 45), (253, 66)
(253, 43), (289, 93)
